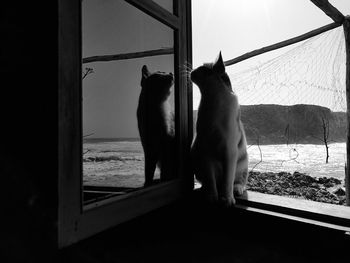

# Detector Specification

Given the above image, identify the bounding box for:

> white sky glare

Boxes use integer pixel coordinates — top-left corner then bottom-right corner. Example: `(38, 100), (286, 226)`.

(192, 0), (350, 110)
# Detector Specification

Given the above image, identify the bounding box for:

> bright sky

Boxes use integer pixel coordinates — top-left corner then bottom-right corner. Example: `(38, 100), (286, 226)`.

(192, 0), (350, 109)
(83, 0), (350, 138)
(83, 0), (174, 138)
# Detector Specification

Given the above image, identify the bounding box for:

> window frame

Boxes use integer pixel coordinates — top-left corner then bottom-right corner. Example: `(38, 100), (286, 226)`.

(59, 0), (350, 249)
(236, 191), (350, 233)
(58, 0), (193, 248)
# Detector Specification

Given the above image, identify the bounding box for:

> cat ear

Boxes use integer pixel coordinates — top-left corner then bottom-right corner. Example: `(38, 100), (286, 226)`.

(142, 65), (150, 79)
(213, 52), (225, 74)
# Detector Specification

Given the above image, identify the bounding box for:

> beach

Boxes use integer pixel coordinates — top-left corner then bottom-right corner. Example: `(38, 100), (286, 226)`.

(83, 139), (347, 205)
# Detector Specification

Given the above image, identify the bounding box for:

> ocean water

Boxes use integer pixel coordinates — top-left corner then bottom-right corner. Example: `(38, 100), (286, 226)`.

(83, 138), (159, 188)
(83, 139), (346, 187)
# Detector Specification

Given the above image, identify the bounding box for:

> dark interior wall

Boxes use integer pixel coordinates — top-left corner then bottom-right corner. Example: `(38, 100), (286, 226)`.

(60, 196), (350, 263)
(1, 2), (58, 262)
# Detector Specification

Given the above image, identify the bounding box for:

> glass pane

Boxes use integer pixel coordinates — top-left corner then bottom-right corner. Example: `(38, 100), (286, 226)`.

(82, 0), (176, 204)
(153, 0), (173, 14)
(83, 0), (173, 56)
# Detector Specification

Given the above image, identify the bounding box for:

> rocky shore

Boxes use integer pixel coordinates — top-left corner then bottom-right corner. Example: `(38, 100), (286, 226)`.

(247, 171), (347, 205)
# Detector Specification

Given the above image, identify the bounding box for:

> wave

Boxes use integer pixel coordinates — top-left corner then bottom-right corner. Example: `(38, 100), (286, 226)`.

(83, 156), (142, 163)
(84, 138), (140, 143)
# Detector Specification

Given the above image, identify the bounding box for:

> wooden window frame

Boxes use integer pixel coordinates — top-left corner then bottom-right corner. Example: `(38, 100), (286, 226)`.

(59, 0), (350, 249)
(236, 192), (350, 233)
(58, 0), (193, 248)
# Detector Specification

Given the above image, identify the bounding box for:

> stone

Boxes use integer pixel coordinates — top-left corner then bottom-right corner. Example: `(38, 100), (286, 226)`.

(333, 188), (346, 196)
(305, 188), (317, 199)
(324, 182), (334, 188)
(318, 177), (329, 184)
(311, 183), (320, 189)
(246, 171), (347, 206)
(329, 177), (342, 185)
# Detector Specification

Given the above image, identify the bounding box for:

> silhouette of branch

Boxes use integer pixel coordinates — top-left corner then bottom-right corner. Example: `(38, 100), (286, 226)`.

(284, 123), (290, 146)
(82, 67), (94, 79)
(83, 133), (94, 138)
(250, 129), (263, 172)
(322, 116), (330, 140)
(82, 133), (94, 156)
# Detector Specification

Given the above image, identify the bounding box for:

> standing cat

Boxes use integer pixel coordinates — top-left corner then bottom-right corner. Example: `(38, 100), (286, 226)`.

(137, 65), (176, 187)
(190, 52), (248, 206)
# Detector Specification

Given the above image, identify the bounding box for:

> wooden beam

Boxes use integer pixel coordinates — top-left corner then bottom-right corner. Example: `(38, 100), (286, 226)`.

(58, 0), (83, 248)
(225, 22), (341, 67)
(310, 0), (345, 24)
(82, 48), (174, 64)
(343, 17), (350, 206)
(237, 191), (350, 227)
(124, 0), (179, 29)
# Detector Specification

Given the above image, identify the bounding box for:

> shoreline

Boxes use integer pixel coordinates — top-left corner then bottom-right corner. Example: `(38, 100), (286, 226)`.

(246, 141), (346, 146)
(247, 171), (346, 205)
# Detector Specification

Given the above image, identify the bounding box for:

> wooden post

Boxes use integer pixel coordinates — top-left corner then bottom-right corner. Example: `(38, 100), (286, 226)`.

(310, 0), (345, 24)
(224, 22), (340, 67)
(83, 48), (174, 64)
(344, 17), (350, 206)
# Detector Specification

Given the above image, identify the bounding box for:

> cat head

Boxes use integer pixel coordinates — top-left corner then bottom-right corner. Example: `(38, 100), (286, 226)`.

(190, 52), (231, 93)
(141, 65), (174, 101)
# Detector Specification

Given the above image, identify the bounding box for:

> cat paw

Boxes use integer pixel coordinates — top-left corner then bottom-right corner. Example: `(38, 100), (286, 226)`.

(218, 196), (236, 207)
(234, 184), (246, 196)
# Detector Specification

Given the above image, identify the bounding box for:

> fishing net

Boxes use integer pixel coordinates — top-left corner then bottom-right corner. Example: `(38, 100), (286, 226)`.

(222, 26), (347, 182)
(228, 26), (346, 112)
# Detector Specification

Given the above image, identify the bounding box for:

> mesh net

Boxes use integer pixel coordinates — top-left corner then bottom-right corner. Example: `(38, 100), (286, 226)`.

(223, 26), (347, 180)
(228, 26), (346, 112)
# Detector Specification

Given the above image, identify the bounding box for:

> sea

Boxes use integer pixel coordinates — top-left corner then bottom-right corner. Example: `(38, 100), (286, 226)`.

(83, 139), (347, 188)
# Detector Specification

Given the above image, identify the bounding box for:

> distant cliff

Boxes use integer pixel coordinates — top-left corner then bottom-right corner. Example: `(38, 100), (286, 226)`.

(193, 104), (346, 145)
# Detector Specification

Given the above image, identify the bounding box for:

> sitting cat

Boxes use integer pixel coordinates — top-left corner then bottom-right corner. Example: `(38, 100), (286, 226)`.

(137, 65), (176, 187)
(190, 52), (248, 206)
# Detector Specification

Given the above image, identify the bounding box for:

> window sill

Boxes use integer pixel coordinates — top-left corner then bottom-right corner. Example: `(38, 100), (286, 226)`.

(235, 191), (350, 233)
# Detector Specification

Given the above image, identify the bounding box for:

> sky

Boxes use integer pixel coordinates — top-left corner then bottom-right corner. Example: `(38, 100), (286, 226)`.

(192, 0), (350, 109)
(82, 0), (174, 138)
(83, 0), (350, 138)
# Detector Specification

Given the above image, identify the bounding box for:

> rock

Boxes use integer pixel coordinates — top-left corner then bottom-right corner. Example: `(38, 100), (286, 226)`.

(293, 172), (302, 178)
(318, 177), (329, 184)
(280, 181), (290, 188)
(333, 188), (346, 196)
(305, 188), (317, 199)
(329, 177), (342, 185)
(266, 186), (276, 194)
(324, 182), (334, 188)
(246, 171), (346, 206)
(278, 171), (290, 177)
(287, 174), (294, 180)
(319, 189), (329, 195)
(310, 183), (320, 189)
(339, 196), (346, 204)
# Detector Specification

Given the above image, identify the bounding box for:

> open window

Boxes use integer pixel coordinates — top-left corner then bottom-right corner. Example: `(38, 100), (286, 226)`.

(191, 0), (350, 230)
(59, 0), (192, 248)
(59, 0), (350, 249)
